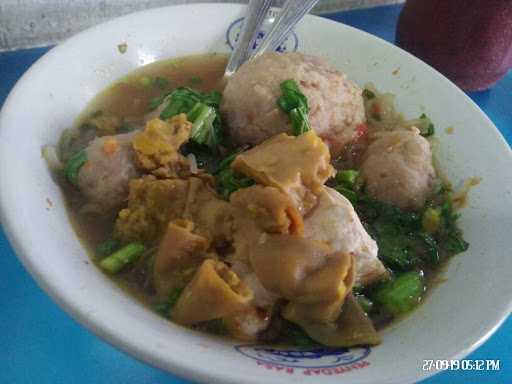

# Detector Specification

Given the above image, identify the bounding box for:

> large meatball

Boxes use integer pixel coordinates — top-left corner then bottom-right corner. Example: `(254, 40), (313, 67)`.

(77, 132), (140, 213)
(360, 128), (436, 209)
(221, 53), (366, 156)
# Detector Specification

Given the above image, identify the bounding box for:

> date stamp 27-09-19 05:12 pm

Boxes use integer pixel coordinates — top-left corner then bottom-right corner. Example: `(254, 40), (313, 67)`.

(422, 359), (501, 372)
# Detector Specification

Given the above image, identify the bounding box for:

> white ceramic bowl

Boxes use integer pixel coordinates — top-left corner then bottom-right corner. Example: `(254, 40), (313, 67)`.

(1, 4), (511, 384)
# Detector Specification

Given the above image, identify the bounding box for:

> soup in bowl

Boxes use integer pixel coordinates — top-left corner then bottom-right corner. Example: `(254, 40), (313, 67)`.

(0, 4), (511, 384)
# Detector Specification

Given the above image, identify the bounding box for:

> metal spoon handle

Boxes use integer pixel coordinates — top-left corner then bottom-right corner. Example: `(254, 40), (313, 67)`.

(253, 0), (319, 57)
(224, 0), (273, 77)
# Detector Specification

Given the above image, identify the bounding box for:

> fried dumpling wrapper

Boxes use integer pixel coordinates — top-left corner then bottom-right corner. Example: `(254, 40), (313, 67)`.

(229, 185), (303, 263)
(281, 252), (355, 323)
(153, 219), (210, 296)
(132, 114), (192, 178)
(249, 235), (352, 304)
(231, 131), (335, 212)
(116, 176), (231, 243)
(290, 294), (381, 347)
(171, 260), (253, 325)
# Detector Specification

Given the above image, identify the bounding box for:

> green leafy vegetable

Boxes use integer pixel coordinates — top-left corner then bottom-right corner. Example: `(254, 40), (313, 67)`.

(180, 141), (221, 174)
(281, 320), (317, 346)
(90, 110), (103, 119)
(334, 185), (357, 204)
(154, 77), (169, 90)
(354, 185), (470, 272)
(335, 169), (360, 188)
(204, 319), (228, 335)
(332, 169), (361, 204)
(117, 122), (138, 133)
(96, 238), (121, 258)
(157, 87), (221, 119)
(418, 232), (440, 265)
(189, 76), (202, 85)
(373, 271), (425, 315)
(99, 242), (146, 274)
(214, 150), (254, 199)
(418, 113), (435, 137)
(139, 75), (153, 88)
(64, 150), (87, 186)
(277, 79), (311, 136)
(216, 169), (254, 200)
(153, 287), (183, 316)
(187, 102), (220, 149)
(148, 94), (168, 111)
(356, 294), (374, 313)
(422, 207), (442, 233)
(154, 87), (222, 150)
(362, 89), (376, 100)
(438, 200), (469, 253)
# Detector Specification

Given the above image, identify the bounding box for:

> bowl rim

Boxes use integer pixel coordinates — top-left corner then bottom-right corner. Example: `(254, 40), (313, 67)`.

(0, 3), (511, 384)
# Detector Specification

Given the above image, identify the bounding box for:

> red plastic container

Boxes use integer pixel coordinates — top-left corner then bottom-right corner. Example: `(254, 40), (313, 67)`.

(396, 0), (512, 91)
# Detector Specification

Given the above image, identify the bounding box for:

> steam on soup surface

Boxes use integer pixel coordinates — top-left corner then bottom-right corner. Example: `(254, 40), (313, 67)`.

(47, 52), (469, 346)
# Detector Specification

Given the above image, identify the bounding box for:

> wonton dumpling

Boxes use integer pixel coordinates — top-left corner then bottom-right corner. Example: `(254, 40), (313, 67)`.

(231, 131), (335, 212)
(304, 187), (386, 285)
(229, 260), (279, 308)
(295, 294), (381, 347)
(229, 185), (303, 262)
(171, 260), (253, 325)
(249, 235), (353, 304)
(282, 252), (355, 324)
(116, 176), (231, 243)
(153, 220), (210, 296)
(132, 115), (192, 178)
(249, 235), (332, 299)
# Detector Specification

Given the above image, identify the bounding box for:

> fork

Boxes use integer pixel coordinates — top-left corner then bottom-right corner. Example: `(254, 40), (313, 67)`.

(224, 0), (273, 78)
(224, 0), (320, 78)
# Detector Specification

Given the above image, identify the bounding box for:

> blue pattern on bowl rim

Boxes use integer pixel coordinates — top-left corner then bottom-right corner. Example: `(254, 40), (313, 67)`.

(226, 10), (299, 54)
(235, 344), (371, 369)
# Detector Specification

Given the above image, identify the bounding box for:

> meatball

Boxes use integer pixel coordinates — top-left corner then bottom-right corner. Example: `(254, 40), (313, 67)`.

(360, 128), (436, 209)
(304, 187), (385, 285)
(77, 132), (140, 213)
(221, 53), (366, 156)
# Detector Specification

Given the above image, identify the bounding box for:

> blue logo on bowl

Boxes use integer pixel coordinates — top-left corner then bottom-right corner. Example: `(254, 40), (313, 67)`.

(235, 345), (371, 369)
(226, 10), (299, 54)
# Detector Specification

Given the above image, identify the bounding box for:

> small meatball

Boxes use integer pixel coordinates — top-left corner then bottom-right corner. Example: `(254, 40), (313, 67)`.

(77, 132), (140, 213)
(360, 129), (436, 209)
(222, 53), (366, 156)
(304, 187), (385, 286)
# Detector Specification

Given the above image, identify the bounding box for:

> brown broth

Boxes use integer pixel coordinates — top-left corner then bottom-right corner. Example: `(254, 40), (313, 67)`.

(61, 52), (464, 342)
(79, 53), (228, 123)
(67, 53), (228, 308)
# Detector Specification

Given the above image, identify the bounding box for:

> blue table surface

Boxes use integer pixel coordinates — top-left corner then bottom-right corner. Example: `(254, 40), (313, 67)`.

(1, 4), (510, 384)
